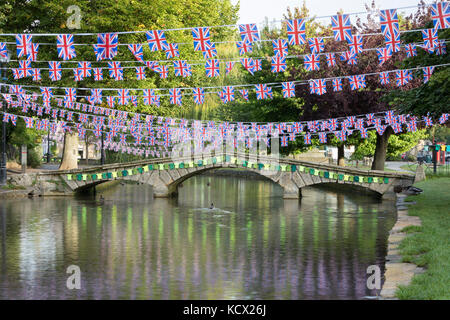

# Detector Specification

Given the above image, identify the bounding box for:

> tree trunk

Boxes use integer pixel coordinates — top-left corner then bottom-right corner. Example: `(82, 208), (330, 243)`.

(371, 126), (393, 171)
(59, 131), (79, 170)
(337, 144), (345, 166)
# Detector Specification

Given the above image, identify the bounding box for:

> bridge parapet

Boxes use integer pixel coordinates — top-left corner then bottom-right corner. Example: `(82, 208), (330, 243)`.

(15, 153), (414, 200)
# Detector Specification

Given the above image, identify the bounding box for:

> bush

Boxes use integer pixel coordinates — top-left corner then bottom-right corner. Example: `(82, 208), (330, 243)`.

(27, 148), (42, 168)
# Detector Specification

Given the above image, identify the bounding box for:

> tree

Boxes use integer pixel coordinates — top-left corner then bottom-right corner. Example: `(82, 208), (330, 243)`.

(0, 0), (239, 167)
(214, 1), (434, 169)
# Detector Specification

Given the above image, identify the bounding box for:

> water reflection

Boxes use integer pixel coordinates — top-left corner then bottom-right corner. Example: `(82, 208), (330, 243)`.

(0, 175), (396, 299)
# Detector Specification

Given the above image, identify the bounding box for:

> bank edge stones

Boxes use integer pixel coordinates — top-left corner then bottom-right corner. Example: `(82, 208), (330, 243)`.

(66, 155), (390, 185)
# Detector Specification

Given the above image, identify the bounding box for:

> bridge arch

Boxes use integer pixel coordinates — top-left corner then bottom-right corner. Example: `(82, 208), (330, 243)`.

(25, 155), (415, 200)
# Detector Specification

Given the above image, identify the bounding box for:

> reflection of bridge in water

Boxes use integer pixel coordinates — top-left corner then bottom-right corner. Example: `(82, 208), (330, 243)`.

(0, 181), (397, 299)
(13, 153), (415, 199)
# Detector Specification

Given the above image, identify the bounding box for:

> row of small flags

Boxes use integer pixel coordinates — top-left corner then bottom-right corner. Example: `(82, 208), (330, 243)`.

(2, 91), (449, 147)
(4, 66), (440, 112)
(2, 2), (448, 63)
(7, 36), (447, 83)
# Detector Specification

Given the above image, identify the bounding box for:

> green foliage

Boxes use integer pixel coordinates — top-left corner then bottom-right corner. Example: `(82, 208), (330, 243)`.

(352, 129), (427, 160)
(383, 22), (450, 116)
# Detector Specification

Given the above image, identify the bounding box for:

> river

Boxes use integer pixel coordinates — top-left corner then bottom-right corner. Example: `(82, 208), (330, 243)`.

(0, 174), (396, 299)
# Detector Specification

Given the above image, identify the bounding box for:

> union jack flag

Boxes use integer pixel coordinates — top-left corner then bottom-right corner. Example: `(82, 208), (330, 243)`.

(226, 61), (235, 74)
(254, 84), (272, 100)
(239, 89), (249, 101)
(94, 33), (118, 60)
(424, 116), (433, 127)
(135, 66), (146, 80)
(423, 66), (435, 83)
(78, 61), (92, 78)
(31, 68), (42, 81)
(384, 110), (396, 124)
(169, 88), (182, 105)
(240, 58), (255, 75)
(222, 86), (235, 103)
(406, 120), (417, 132)
(164, 43), (180, 59)
(304, 133), (311, 145)
(40, 87), (53, 100)
(146, 30), (168, 51)
(384, 31), (401, 53)
(332, 78), (343, 91)
(379, 9), (399, 37)
(146, 61), (160, 72)
(404, 43), (417, 57)
(309, 79), (327, 95)
(27, 43), (39, 61)
(202, 42), (218, 59)
(11, 69), (19, 80)
(348, 35), (363, 54)
(286, 19), (306, 45)
(64, 88), (77, 103)
(348, 75), (361, 90)
(108, 61), (123, 80)
(205, 59), (220, 77)
(91, 89), (102, 104)
(439, 113), (449, 124)
(192, 88), (205, 105)
(106, 96), (116, 108)
(127, 44), (144, 62)
(18, 60), (32, 78)
(239, 24), (260, 43)
(326, 53), (336, 67)
(357, 75), (366, 88)
(271, 54), (286, 73)
(0, 42), (8, 60)
(430, 2), (450, 30)
(366, 113), (375, 125)
(379, 71), (390, 84)
(434, 40), (446, 55)
(117, 89), (130, 105)
(191, 27), (211, 52)
(360, 127), (368, 138)
(331, 14), (353, 42)
(308, 37), (325, 54)
(93, 68), (103, 81)
(282, 82), (295, 98)
(15, 34), (32, 58)
(318, 132), (327, 144)
(24, 117), (34, 128)
(422, 29), (438, 49)
(56, 34), (76, 60)
(272, 39), (288, 56)
(156, 65), (169, 79)
(73, 68), (83, 81)
(377, 47), (392, 65)
(236, 40), (253, 55)
(280, 135), (288, 147)
(253, 59), (262, 71)
(395, 69), (412, 86)
(304, 54), (320, 71)
(143, 89), (156, 105)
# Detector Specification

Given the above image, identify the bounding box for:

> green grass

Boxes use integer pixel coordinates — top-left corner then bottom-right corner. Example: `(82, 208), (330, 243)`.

(395, 177), (450, 300)
(400, 164), (450, 176)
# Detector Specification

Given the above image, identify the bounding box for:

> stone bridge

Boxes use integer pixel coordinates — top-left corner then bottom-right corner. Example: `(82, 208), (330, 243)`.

(8, 153), (416, 200)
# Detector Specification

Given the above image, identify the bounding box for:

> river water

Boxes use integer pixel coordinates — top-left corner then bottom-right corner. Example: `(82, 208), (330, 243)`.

(0, 174), (396, 299)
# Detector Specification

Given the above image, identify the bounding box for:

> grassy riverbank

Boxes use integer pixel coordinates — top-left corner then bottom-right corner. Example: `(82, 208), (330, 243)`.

(396, 177), (450, 299)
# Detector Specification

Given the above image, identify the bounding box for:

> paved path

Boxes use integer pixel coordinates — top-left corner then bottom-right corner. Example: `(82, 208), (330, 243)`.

(385, 161), (414, 173)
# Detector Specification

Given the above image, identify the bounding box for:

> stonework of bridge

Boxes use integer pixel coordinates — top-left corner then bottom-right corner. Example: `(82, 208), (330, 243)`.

(8, 154), (417, 200)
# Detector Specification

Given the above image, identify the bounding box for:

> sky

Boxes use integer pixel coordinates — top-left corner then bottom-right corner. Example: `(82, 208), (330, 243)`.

(230, 0), (434, 24)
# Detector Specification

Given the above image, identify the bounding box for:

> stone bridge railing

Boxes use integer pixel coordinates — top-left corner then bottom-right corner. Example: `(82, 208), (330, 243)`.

(8, 153), (416, 199)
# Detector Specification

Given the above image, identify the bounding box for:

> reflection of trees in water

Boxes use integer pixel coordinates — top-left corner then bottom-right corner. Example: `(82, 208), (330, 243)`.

(0, 177), (396, 299)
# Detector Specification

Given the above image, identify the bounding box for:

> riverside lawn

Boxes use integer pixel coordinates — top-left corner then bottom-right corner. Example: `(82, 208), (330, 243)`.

(396, 177), (450, 299)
